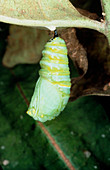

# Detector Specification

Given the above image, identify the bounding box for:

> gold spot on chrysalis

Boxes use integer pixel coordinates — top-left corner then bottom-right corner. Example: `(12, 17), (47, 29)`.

(41, 115), (44, 118)
(29, 112), (32, 115)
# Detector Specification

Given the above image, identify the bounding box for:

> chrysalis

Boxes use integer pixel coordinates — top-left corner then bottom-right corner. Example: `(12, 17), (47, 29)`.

(27, 34), (71, 122)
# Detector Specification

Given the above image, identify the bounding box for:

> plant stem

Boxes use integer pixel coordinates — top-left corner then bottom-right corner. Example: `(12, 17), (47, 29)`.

(101, 0), (110, 45)
(0, 15), (106, 34)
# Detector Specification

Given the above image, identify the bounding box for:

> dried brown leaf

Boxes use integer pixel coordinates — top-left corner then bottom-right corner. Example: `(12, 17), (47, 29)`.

(2, 25), (50, 67)
(70, 29), (110, 101)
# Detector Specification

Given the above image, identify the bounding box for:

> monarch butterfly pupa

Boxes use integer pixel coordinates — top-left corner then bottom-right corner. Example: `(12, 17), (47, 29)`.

(26, 35), (71, 122)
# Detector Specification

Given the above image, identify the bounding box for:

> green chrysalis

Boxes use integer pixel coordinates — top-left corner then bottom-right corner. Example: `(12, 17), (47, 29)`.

(27, 36), (71, 122)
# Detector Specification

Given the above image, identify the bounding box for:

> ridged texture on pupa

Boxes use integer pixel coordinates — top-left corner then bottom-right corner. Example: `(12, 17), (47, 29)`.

(27, 37), (71, 122)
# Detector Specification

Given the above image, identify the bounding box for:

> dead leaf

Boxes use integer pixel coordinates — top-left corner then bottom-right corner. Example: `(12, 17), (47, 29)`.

(70, 29), (110, 101)
(2, 25), (50, 67)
